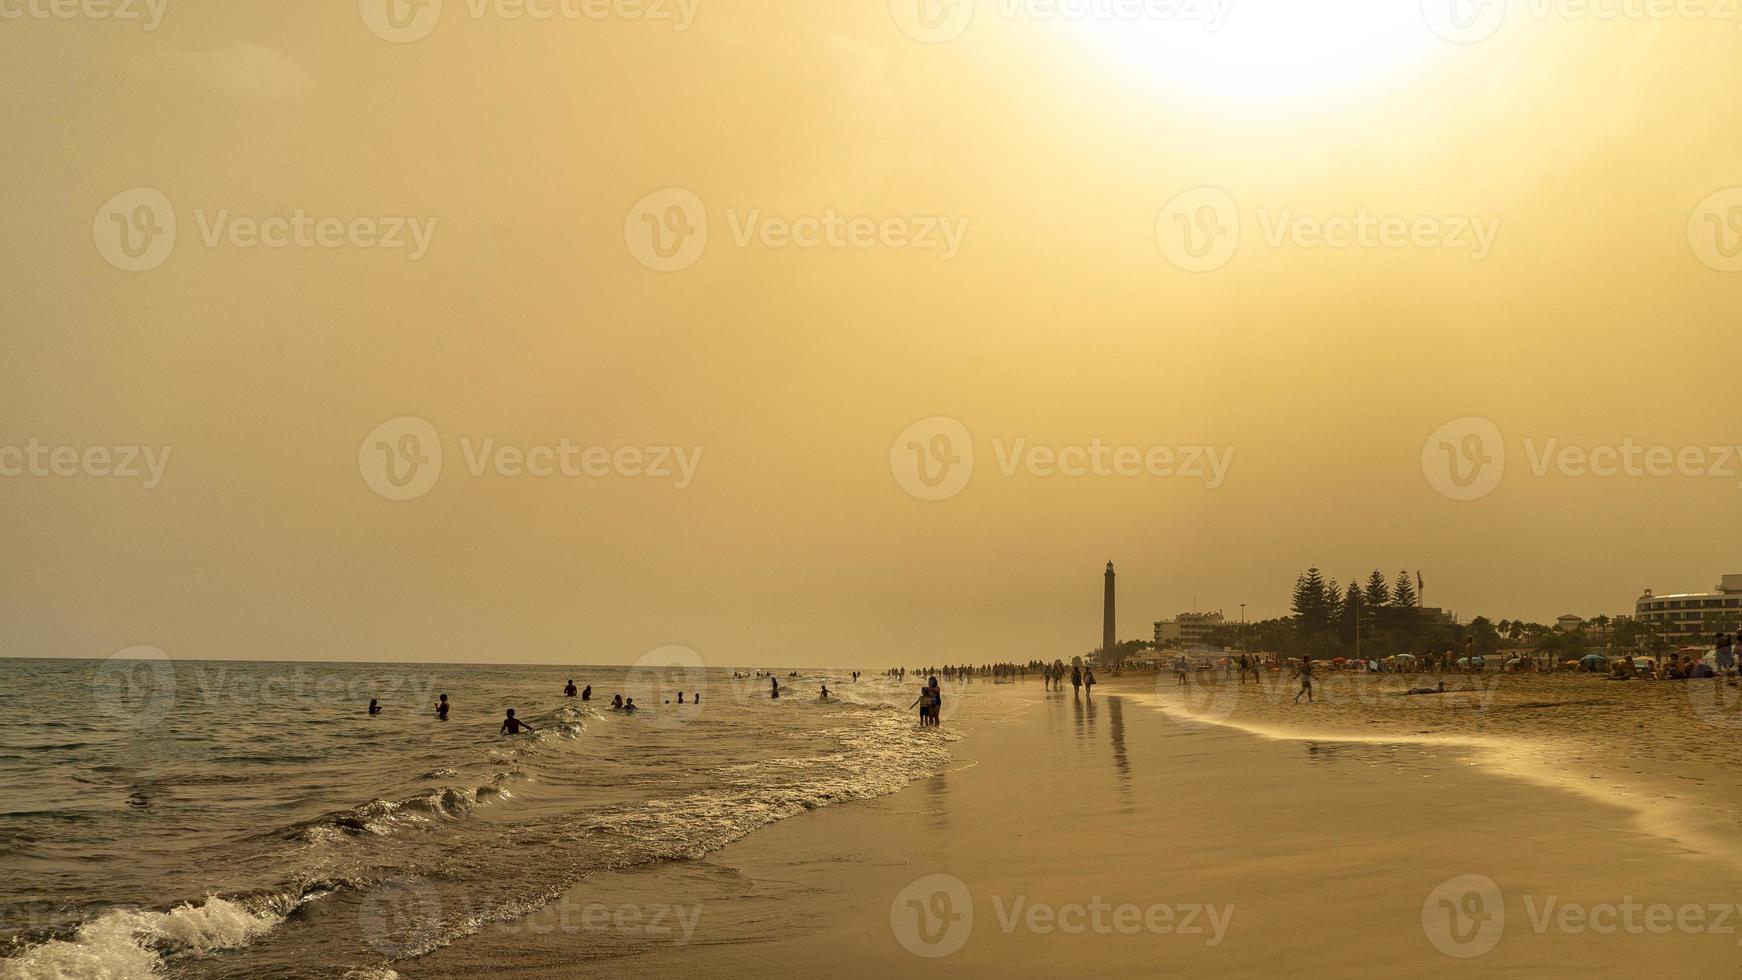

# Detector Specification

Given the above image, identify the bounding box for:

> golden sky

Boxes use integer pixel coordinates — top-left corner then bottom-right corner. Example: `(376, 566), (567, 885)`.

(2, 0), (1739, 665)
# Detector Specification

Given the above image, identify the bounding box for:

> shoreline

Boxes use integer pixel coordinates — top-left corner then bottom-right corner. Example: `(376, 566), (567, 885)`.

(406, 675), (1742, 978)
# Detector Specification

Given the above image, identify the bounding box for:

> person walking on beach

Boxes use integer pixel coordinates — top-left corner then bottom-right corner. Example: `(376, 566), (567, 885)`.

(1174, 655), (1189, 686)
(1294, 657), (1314, 704)
(1084, 666), (1097, 697)
(1070, 664), (1083, 698)
(1716, 633), (1734, 679)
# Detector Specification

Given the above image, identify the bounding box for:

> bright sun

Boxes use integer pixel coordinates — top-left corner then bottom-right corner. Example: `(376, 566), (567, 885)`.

(1071, 0), (1443, 100)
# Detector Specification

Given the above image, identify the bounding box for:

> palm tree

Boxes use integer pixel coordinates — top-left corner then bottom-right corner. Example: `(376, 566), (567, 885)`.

(1589, 615), (1611, 656)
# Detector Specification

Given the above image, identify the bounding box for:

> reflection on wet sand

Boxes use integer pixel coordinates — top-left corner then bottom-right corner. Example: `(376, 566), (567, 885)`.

(1107, 696), (1133, 812)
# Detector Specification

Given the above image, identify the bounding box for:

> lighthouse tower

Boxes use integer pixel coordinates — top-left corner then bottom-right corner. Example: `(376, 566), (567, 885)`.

(1102, 561), (1116, 658)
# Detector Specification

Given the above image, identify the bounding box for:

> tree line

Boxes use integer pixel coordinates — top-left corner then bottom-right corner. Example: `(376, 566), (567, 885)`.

(1182, 567), (1655, 661)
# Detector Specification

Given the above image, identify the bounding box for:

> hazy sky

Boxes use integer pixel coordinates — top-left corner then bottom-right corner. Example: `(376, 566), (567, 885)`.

(3, 1), (1739, 665)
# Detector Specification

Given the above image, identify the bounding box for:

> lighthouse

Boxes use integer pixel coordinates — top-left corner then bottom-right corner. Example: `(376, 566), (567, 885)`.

(1102, 561), (1116, 658)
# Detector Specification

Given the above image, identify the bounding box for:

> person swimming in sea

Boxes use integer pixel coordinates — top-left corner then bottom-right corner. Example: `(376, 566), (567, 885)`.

(770, 676), (780, 700)
(611, 694), (624, 710)
(435, 694), (450, 720)
(1405, 682), (1447, 695)
(623, 698), (638, 713)
(581, 685), (591, 701)
(820, 684), (831, 700)
(564, 679), (578, 697)
(693, 692), (701, 704)
(500, 708), (536, 735)
(677, 692), (686, 704)
(369, 698), (381, 715)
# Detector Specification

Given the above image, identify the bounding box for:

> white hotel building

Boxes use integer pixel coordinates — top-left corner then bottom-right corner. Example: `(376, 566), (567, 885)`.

(1636, 574), (1742, 644)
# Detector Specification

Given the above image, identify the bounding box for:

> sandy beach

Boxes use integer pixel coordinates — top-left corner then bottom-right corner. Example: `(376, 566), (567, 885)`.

(408, 673), (1742, 978)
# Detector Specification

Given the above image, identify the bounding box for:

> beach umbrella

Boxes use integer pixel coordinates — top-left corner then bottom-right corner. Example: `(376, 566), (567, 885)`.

(1580, 654), (1605, 665)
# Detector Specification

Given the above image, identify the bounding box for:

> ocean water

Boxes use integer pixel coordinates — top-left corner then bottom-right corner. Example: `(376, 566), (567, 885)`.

(0, 658), (960, 979)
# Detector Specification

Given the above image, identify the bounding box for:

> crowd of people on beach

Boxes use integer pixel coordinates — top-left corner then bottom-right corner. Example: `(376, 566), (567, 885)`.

(359, 676), (721, 733)
(356, 635), (1742, 737)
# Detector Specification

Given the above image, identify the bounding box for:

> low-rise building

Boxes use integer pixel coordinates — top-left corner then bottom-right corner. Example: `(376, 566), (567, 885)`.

(1636, 575), (1742, 645)
(1154, 611), (1225, 648)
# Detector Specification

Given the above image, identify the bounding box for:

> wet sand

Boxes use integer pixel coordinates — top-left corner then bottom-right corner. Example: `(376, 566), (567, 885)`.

(407, 674), (1742, 978)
